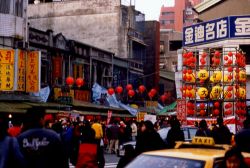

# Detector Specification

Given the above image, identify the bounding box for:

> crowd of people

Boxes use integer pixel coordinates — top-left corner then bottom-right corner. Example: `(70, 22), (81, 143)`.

(0, 107), (250, 168)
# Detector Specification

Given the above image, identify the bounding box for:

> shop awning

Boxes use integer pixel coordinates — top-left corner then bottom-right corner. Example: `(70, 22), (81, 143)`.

(158, 101), (177, 114)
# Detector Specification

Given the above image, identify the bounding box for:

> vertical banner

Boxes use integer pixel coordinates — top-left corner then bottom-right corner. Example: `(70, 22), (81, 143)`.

(26, 51), (41, 93)
(177, 99), (187, 125)
(0, 49), (15, 91)
(15, 50), (26, 91)
(52, 57), (62, 79)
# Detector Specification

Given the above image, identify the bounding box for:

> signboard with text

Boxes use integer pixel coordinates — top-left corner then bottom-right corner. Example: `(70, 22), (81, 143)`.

(26, 51), (41, 93)
(177, 99), (186, 124)
(183, 15), (250, 46)
(15, 50), (26, 91)
(0, 49), (15, 91)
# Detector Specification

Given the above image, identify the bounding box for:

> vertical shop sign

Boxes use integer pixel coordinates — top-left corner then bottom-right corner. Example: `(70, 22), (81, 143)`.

(52, 57), (62, 79)
(0, 49), (15, 91)
(177, 99), (187, 125)
(26, 51), (41, 93)
(15, 50), (26, 91)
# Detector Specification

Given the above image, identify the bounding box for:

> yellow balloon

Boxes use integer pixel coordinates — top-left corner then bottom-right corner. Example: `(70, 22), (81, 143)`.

(198, 70), (209, 80)
(239, 70), (246, 82)
(197, 87), (208, 99)
(212, 71), (222, 82)
(210, 86), (222, 99)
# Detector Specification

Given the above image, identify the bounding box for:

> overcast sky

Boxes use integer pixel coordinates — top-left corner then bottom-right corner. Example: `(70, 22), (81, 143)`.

(133, 0), (175, 21)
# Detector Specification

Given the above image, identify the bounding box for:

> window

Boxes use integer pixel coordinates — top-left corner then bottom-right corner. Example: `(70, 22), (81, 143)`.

(186, 8), (193, 15)
(169, 40), (182, 51)
(161, 12), (174, 16)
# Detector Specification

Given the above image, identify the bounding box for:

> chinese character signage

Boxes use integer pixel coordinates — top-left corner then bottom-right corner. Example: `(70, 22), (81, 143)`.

(177, 99), (187, 124)
(15, 50), (26, 91)
(52, 57), (62, 78)
(0, 49), (15, 91)
(26, 51), (41, 93)
(183, 15), (250, 46)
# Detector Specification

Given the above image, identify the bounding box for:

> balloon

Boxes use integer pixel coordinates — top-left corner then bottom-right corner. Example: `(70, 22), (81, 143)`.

(76, 77), (84, 87)
(108, 88), (115, 95)
(198, 70), (209, 80)
(212, 71), (222, 82)
(138, 85), (146, 93)
(66, 76), (74, 86)
(197, 87), (208, 99)
(126, 84), (133, 91)
(115, 86), (123, 94)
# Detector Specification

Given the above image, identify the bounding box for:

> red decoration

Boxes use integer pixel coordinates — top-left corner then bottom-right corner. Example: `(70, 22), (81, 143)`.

(227, 67), (233, 72)
(228, 51), (233, 57)
(187, 52), (193, 58)
(200, 103), (205, 109)
(115, 86), (123, 94)
(183, 69), (187, 74)
(150, 89), (157, 96)
(213, 109), (220, 116)
(160, 95), (167, 102)
(187, 110), (195, 115)
(76, 77), (84, 87)
(126, 84), (133, 91)
(200, 110), (206, 116)
(128, 89), (135, 97)
(224, 56), (228, 61)
(201, 52), (207, 58)
(187, 69), (193, 74)
(66, 76), (74, 86)
(138, 85), (146, 93)
(108, 88), (115, 95)
(227, 59), (233, 65)
(214, 51), (221, 57)
(148, 92), (154, 99)
(214, 102), (220, 108)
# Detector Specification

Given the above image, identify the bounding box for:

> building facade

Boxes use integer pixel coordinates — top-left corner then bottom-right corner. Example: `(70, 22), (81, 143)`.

(159, 0), (202, 32)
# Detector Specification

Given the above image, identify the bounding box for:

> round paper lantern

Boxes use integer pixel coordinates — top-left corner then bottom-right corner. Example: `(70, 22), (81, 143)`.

(128, 89), (135, 97)
(115, 86), (123, 94)
(214, 51), (221, 57)
(227, 66), (233, 72)
(238, 87), (246, 99)
(212, 71), (222, 82)
(200, 110), (206, 116)
(108, 88), (115, 95)
(201, 52), (207, 58)
(198, 70), (209, 80)
(224, 56), (228, 61)
(66, 76), (74, 86)
(223, 75), (230, 83)
(225, 110), (232, 116)
(187, 52), (193, 58)
(138, 85), (146, 93)
(186, 73), (195, 83)
(126, 84), (133, 91)
(210, 86), (222, 99)
(200, 103), (206, 109)
(227, 86), (233, 91)
(213, 109), (220, 116)
(150, 88), (157, 96)
(148, 91), (154, 99)
(187, 110), (195, 115)
(224, 91), (232, 99)
(187, 89), (195, 98)
(187, 102), (193, 108)
(214, 101), (220, 108)
(228, 51), (233, 57)
(239, 70), (246, 82)
(76, 77), (84, 87)
(197, 87), (208, 99)
(160, 95), (167, 102)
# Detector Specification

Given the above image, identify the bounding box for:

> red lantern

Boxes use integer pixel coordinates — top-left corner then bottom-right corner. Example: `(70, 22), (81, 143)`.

(115, 86), (123, 94)
(160, 95), (167, 102)
(138, 85), (146, 93)
(187, 110), (195, 115)
(148, 92), (154, 99)
(214, 51), (221, 57)
(108, 88), (115, 95)
(213, 109), (220, 116)
(201, 52), (207, 58)
(227, 59), (233, 65)
(128, 89), (135, 97)
(66, 76), (74, 86)
(200, 110), (206, 116)
(187, 52), (193, 58)
(228, 51), (233, 57)
(214, 102), (220, 108)
(200, 103), (205, 109)
(76, 77), (84, 87)
(227, 67), (233, 72)
(227, 86), (233, 91)
(183, 69), (187, 74)
(224, 56), (228, 61)
(126, 84), (133, 91)
(150, 89), (157, 96)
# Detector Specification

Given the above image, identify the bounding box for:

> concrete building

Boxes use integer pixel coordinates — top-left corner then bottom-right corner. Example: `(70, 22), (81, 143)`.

(159, 0), (202, 32)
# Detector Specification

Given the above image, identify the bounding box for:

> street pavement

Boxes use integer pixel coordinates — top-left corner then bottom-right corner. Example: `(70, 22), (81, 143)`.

(69, 153), (120, 168)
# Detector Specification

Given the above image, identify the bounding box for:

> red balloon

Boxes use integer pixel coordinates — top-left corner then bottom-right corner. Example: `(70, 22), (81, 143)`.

(160, 95), (167, 102)
(200, 103), (205, 109)
(214, 102), (220, 108)
(66, 76), (74, 86)
(126, 84), (133, 91)
(128, 89), (135, 97)
(115, 86), (123, 94)
(108, 88), (115, 95)
(76, 77), (84, 87)
(138, 85), (146, 93)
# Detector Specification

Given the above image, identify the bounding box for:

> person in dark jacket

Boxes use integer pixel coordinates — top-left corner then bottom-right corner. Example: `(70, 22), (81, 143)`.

(135, 120), (165, 156)
(195, 119), (212, 137)
(117, 144), (136, 168)
(0, 115), (25, 168)
(212, 117), (232, 144)
(18, 107), (68, 168)
(166, 118), (184, 148)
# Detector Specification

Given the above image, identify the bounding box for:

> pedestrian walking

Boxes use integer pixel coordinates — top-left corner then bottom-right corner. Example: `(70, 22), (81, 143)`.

(18, 107), (69, 168)
(195, 119), (212, 137)
(212, 117), (232, 144)
(0, 115), (25, 168)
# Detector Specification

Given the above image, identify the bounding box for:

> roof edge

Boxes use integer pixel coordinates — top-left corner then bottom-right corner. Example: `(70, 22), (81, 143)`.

(194, 0), (223, 13)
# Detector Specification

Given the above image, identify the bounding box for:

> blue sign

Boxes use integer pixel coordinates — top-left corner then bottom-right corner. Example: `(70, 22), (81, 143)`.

(183, 15), (250, 46)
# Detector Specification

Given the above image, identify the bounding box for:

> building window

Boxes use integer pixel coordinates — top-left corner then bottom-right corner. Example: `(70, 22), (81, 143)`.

(169, 40), (182, 51)
(160, 20), (166, 25)
(161, 12), (174, 16)
(185, 8), (193, 15)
